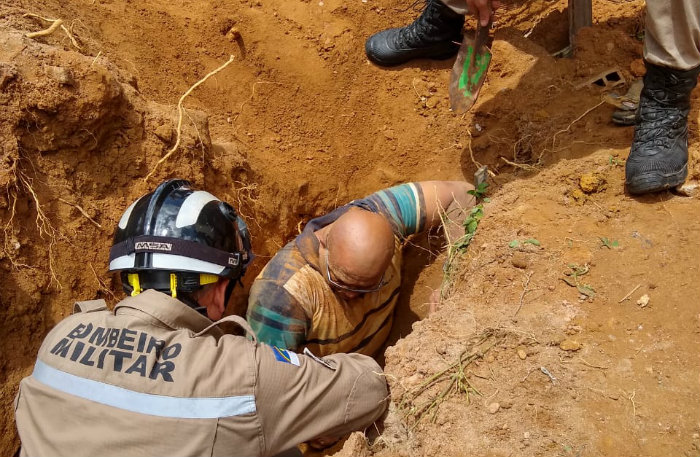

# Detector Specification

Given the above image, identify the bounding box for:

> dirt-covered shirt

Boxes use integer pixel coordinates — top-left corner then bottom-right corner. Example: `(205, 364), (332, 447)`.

(246, 183), (426, 356)
(14, 290), (388, 457)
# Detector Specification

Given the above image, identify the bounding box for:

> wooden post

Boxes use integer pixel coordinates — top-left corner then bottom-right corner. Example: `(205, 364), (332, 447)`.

(568, 0), (593, 52)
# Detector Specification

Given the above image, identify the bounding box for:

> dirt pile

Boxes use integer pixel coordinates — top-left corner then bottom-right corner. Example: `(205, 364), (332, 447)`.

(1, 0), (699, 455)
(373, 151), (700, 456)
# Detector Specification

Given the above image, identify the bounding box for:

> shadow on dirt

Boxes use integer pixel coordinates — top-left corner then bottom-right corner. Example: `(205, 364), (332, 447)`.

(456, 13), (670, 186)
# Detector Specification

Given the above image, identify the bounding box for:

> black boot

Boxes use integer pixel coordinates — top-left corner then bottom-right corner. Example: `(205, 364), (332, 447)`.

(625, 62), (700, 194)
(365, 0), (464, 67)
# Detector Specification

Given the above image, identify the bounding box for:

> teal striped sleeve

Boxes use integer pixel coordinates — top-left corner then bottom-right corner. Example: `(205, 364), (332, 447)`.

(246, 278), (309, 351)
(358, 183), (426, 238)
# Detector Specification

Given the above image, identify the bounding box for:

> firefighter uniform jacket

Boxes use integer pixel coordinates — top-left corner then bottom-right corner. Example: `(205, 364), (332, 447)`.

(14, 289), (388, 456)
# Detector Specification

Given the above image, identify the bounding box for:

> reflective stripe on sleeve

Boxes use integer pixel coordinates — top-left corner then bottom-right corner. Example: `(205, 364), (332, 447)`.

(32, 359), (256, 419)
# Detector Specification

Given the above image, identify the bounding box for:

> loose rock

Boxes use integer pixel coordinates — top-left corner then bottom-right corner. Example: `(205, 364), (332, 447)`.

(487, 402), (500, 414)
(636, 294), (650, 308)
(675, 183), (698, 197)
(45, 66), (75, 86)
(154, 124), (173, 143)
(560, 339), (582, 351)
(0, 63), (18, 89)
(511, 253), (529, 269)
(630, 59), (646, 77)
(579, 173), (606, 194)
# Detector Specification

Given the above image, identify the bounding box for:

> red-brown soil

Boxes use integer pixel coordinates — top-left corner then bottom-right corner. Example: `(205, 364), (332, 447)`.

(1, 0), (698, 455)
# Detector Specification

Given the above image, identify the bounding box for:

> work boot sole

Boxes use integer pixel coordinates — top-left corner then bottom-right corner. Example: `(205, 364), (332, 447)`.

(626, 163), (687, 195)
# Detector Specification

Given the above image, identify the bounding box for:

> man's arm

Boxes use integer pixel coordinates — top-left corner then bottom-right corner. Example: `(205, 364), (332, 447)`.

(357, 181), (475, 239)
(418, 180), (476, 233)
(247, 278), (308, 352)
(254, 345), (389, 456)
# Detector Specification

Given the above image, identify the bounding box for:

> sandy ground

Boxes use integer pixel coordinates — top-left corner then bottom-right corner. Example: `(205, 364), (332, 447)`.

(1, 0), (699, 455)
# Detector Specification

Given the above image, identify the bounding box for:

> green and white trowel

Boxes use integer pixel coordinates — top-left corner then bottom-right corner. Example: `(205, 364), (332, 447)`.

(449, 19), (494, 113)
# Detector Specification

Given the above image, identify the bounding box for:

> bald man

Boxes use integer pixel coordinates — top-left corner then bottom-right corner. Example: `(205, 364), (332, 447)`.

(246, 181), (475, 357)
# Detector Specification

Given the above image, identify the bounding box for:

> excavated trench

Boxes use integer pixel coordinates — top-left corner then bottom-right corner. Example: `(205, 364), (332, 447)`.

(6, 1), (694, 456)
(0, 27), (445, 454)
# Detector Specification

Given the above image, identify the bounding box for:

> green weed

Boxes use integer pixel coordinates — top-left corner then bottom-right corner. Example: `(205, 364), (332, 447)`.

(599, 237), (619, 249)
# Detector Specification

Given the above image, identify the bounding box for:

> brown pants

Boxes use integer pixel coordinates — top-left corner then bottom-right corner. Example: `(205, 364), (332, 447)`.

(441, 0), (700, 70)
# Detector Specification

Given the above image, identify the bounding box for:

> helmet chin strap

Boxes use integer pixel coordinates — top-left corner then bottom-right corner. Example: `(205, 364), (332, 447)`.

(223, 277), (240, 310)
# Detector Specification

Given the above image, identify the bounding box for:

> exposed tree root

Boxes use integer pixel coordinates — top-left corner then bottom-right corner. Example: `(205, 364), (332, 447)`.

(144, 55), (235, 182)
(23, 13), (82, 50)
(89, 262), (117, 302)
(551, 100), (606, 147)
(17, 170), (62, 290)
(397, 329), (505, 429)
(57, 197), (102, 229)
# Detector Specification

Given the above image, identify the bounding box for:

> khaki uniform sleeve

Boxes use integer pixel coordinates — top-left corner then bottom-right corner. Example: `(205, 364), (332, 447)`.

(254, 345), (388, 456)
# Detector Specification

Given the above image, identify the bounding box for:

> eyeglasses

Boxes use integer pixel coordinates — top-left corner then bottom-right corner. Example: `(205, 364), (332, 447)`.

(324, 251), (388, 294)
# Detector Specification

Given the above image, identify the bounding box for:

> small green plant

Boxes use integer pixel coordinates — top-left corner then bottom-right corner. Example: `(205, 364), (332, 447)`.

(467, 182), (490, 202)
(599, 237), (619, 249)
(608, 155), (625, 167)
(453, 204), (484, 252)
(508, 238), (540, 248)
(561, 263), (596, 297)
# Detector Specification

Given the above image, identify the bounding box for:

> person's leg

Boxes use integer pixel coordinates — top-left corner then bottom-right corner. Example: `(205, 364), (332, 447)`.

(364, 0), (465, 67)
(625, 0), (700, 194)
(644, 0), (700, 70)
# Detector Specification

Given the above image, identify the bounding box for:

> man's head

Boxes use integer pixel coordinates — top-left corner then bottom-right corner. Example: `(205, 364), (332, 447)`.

(108, 179), (253, 319)
(321, 208), (394, 300)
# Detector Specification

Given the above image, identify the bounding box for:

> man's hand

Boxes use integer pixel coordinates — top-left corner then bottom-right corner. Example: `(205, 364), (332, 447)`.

(465, 0), (501, 26)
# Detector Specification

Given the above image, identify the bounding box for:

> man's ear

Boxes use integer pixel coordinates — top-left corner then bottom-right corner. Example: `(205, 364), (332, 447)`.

(205, 278), (230, 320)
(214, 278), (230, 314)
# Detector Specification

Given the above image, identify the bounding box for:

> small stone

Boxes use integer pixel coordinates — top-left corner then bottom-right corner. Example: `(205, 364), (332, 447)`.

(630, 59), (646, 77)
(500, 399), (513, 409)
(636, 294), (650, 308)
(0, 63), (18, 89)
(154, 124), (173, 144)
(45, 66), (75, 86)
(487, 402), (500, 414)
(560, 339), (582, 351)
(523, 431), (530, 439)
(511, 252), (529, 269)
(547, 285), (555, 291)
(579, 173), (606, 194)
(570, 188), (586, 204)
(675, 183), (699, 197)
(693, 433), (699, 440)
(425, 97), (439, 109)
(517, 348), (527, 360)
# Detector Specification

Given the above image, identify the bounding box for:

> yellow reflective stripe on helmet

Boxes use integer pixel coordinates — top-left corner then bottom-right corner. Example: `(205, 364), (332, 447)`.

(200, 274), (218, 285)
(128, 273), (141, 296)
(170, 273), (177, 298)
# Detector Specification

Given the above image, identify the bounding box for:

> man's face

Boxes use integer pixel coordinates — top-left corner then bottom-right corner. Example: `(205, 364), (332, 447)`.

(321, 248), (387, 301)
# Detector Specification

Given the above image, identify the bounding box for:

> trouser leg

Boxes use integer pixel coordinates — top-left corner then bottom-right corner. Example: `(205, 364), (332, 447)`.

(644, 0), (700, 70)
(440, 0), (469, 16)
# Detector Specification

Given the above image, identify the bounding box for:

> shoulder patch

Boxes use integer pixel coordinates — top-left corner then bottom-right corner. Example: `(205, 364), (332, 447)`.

(272, 346), (300, 366)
